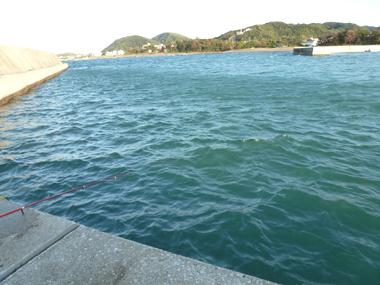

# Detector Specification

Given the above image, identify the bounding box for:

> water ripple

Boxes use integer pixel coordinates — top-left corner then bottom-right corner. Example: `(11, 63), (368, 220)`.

(1, 52), (380, 285)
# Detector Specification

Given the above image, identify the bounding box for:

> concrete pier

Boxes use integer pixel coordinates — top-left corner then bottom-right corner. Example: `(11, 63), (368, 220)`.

(0, 44), (68, 106)
(293, 45), (380, 56)
(0, 199), (278, 284)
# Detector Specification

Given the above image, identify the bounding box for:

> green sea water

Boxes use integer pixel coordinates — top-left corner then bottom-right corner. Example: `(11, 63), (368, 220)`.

(1, 52), (379, 284)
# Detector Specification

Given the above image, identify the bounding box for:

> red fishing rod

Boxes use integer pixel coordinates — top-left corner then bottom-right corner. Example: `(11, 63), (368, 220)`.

(0, 173), (129, 219)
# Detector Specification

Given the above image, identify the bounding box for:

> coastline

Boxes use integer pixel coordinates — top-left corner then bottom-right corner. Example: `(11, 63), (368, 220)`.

(0, 43), (68, 107)
(0, 199), (278, 284)
(63, 47), (293, 61)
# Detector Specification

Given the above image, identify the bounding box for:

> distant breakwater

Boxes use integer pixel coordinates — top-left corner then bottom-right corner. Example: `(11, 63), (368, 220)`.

(293, 45), (380, 56)
(0, 44), (68, 106)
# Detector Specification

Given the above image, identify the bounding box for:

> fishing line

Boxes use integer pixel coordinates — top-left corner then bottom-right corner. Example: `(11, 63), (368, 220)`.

(0, 173), (129, 218)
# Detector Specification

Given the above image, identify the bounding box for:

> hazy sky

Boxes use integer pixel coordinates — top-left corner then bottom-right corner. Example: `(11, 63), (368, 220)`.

(1, 0), (379, 54)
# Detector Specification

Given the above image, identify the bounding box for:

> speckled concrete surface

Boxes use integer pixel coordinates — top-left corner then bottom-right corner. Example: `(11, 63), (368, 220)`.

(0, 200), (78, 281)
(0, 200), (278, 285)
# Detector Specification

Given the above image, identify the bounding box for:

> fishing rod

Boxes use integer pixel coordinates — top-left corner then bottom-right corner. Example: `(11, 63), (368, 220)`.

(0, 173), (129, 219)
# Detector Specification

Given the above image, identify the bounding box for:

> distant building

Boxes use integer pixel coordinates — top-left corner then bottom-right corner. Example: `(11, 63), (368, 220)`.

(302, 38), (319, 46)
(236, 28), (250, 36)
(117, 50), (124, 55)
(154, 44), (166, 52)
(106, 51), (117, 56)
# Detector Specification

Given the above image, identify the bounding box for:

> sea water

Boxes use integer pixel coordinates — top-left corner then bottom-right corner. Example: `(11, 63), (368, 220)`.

(1, 52), (379, 284)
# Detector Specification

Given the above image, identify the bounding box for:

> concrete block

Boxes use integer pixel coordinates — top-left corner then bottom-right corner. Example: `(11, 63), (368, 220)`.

(0, 200), (78, 282)
(0, 64), (68, 105)
(0, 44), (62, 76)
(293, 45), (380, 56)
(0, 44), (68, 106)
(1, 224), (278, 284)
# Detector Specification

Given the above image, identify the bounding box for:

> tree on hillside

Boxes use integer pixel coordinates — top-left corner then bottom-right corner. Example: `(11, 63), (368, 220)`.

(345, 30), (356, 44)
(372, 30), (380, 44)
(177, 41), (185, 52)
(355, 29), (370, 44)
(235, 42), (246, 49)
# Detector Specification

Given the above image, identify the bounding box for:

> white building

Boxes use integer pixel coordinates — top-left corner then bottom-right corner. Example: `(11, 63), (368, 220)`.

(106, 51), (117, 56)
(237, 28), (250, 36)
(303, 38), (319, 46)
(154, 44), (166, 51)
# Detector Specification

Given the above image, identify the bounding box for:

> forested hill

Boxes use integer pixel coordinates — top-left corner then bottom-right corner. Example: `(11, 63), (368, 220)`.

(101, 36), (161, 53)
(152, 32), (191, 43)
(216, 22), (380, 45)
(313, 22), (379, 32)
(101, 22), (379, 54)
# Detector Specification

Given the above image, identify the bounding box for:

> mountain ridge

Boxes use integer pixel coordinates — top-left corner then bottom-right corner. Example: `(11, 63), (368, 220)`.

(216, 22), (380, 45)
(152, 32), (191, 43)
(101, 35), (161, 53)
(101, 22), (380, 53)
(102, 33), (190, 53)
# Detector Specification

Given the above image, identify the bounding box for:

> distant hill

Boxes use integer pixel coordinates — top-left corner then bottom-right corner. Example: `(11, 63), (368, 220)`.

(313, 22), (363, 31)
(216, 22), (380, 45)
(102, 22), (380, 54)
(315, 22), (379, 32)
(57, 52), (77, 57)
(152, 32), (191, 43)
(101, 36), (160, 53)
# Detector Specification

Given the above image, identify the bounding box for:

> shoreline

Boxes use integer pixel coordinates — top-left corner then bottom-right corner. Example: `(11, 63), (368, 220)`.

(0, 199), (278, 284)
(0, 44), (69, 107)
(63, 47), (294, 61)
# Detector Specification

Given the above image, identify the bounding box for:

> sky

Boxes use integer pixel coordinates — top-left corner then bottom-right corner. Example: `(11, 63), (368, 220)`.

(1, 0), (380, 54)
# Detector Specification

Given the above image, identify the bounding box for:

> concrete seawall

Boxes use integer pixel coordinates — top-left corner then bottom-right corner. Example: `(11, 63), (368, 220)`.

(293, 45), (380, 56)
(0, 44), (68, 106)
(0, 199), (278, 284)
